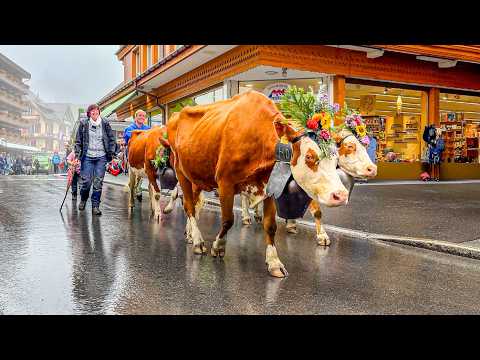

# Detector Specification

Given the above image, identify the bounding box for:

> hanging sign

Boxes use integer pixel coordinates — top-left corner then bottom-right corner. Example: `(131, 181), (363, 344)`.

(263, 83), (290, 103)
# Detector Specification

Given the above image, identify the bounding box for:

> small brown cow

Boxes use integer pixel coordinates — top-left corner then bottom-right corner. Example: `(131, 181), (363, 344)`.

(127, 126), (170, 221)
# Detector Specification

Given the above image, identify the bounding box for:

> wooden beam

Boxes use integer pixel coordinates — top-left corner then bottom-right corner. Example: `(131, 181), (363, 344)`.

(333, 75), (345, 125)
(428, 87), (440, 126)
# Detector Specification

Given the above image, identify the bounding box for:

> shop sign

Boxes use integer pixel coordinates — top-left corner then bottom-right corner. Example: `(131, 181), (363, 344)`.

(263, 83), (290, 103)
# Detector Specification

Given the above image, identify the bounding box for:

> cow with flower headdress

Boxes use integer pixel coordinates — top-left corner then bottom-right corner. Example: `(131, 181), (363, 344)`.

(240, 87), (377, 246)
(166, 90), (350, 277)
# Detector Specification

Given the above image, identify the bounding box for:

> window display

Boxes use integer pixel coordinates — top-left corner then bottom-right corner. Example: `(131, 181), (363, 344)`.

(346, 82), (424, 163)
(439, 93), (480, 163)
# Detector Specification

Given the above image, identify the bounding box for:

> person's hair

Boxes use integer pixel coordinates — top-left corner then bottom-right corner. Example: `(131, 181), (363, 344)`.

(87, 104), (100, 118)
(135, 109), (146, 118)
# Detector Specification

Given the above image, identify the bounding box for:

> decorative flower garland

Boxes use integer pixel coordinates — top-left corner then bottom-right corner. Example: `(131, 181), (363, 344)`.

(152, 132), (170, 169)
(279, 87), (335, 159)
(338, 106), (370, 147)
(279, 86), (371, 153)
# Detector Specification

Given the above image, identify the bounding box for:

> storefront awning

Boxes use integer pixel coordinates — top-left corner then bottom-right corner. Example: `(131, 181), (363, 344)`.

(0, 139), (41, 152)
(101, 91), (137, 118)
(109, 120), (133, 131)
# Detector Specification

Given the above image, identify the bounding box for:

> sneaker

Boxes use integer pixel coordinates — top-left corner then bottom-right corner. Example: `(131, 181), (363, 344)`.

(92, 207), (102, 216)
(72, 193), (77, 200)
(78, 200), (86, 211)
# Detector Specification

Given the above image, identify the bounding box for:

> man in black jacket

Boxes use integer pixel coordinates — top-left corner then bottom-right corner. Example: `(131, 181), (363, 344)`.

(74, 104), (116, 215)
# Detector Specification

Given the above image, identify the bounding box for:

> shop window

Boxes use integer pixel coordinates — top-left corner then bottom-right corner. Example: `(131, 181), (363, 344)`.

(194, 87), (224, 105)
(149, 108), (164, 126)
(440, 92), (480, 163)
(345, 82), (424, 163)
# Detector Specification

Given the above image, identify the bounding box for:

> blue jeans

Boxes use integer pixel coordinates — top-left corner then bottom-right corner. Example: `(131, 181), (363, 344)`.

(80, 156), (107, 207)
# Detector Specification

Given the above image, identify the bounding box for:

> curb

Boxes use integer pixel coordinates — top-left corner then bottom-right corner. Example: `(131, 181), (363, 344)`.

(104, 178), (480, 262)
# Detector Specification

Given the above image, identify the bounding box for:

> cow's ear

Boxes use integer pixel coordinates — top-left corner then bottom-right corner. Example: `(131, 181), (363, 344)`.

(332, 132), (343, 144)
(160, 138), (170, 148)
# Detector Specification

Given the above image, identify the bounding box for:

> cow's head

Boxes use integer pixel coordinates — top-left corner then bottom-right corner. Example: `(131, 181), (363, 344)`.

(332, 128), (377, 178)
(274, 119), (349, 207)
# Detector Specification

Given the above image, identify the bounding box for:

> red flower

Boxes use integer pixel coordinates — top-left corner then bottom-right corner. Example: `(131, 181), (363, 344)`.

(306, 118), (319, 130)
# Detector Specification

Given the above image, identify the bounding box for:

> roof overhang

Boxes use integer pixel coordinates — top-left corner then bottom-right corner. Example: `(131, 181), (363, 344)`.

(330, 45), (480, 66)
(0, 53), (31, 79)
(98, 45), (237, 108)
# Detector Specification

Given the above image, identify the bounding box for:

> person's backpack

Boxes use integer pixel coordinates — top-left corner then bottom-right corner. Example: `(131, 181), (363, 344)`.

(422, 125), (436, 144)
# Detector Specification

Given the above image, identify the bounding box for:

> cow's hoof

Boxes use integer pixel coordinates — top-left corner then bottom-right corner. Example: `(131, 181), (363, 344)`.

(317, 233), (331, 246)
(268, 266), (288, 278)
(193, 244), (203, 255)
(211, 246), (225, 258)
(163, 204), (174, 214)
(254, 215), (262, 223)
(286, 226), (297, 234)
(242, 217), (252, 226)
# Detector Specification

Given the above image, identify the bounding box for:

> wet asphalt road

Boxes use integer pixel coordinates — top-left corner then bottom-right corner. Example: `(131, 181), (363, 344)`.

(2, 175), (480, 314)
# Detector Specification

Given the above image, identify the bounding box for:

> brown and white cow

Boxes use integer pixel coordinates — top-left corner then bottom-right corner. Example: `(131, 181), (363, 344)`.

(167, 90), (349, 277)
(262, 126), (378, 245)
(127, 126), (170, 222)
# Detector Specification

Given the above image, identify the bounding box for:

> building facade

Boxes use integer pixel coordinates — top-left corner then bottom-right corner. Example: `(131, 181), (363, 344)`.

(98, 45), (480, 180)
(0, 52), (31, 146)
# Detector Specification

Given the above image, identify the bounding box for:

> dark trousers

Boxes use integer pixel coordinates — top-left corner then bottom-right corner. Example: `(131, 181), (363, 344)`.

(71, 172), (79, 195)
(80, 156), (107, 207)
(53, 164), (59, 174)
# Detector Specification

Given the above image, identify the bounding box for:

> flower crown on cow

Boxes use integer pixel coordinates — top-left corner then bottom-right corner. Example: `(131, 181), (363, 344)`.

(338, 105), (370, 147)
(278, 86), (336, 159)
(279, 86), (370, 150)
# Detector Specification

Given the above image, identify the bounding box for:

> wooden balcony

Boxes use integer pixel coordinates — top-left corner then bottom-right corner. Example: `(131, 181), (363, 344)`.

(0, 69), (29, 94)
(0, 110), (26, 128)
(0, 89), (27, 112)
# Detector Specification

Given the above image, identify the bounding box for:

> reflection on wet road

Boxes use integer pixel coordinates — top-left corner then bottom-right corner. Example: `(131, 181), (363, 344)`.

(1, 175), (480, 314)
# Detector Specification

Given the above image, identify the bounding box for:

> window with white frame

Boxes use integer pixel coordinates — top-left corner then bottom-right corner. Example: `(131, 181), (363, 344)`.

(147, 45), (152, 68)
(158, 45), (164, 61)
(135, 50), (141, 76)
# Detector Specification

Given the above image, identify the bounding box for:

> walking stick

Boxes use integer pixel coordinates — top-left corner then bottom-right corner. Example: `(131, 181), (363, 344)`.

(59, 166), (74, 212)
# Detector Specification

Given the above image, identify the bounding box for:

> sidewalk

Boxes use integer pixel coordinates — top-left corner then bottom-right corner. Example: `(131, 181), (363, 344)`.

(103, 173), (480, 257)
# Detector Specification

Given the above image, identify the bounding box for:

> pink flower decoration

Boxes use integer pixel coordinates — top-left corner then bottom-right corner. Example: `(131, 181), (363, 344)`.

(320, 129), (331, 141)
(360, 135), (370, 146)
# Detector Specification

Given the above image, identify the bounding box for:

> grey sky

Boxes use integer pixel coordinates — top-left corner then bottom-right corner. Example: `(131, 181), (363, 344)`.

(0, 45), (123, 104)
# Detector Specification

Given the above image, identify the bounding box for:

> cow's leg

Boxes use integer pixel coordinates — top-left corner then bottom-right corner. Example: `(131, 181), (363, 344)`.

(135, 175), (143, 201)
(193, 186), (204, 221)
(286, 219), (298, 234)
(163, 185), (178, 214)
(253, 203), (262, 223)
(309, 201), (330, 246)
(263, 197), (288, 278)
(241, 194), (252, 225)
(177, 171), (205, 255)
(211, 184), (235, 258)
(128, 170), (137, 208)
(146, 162), (161, 222)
